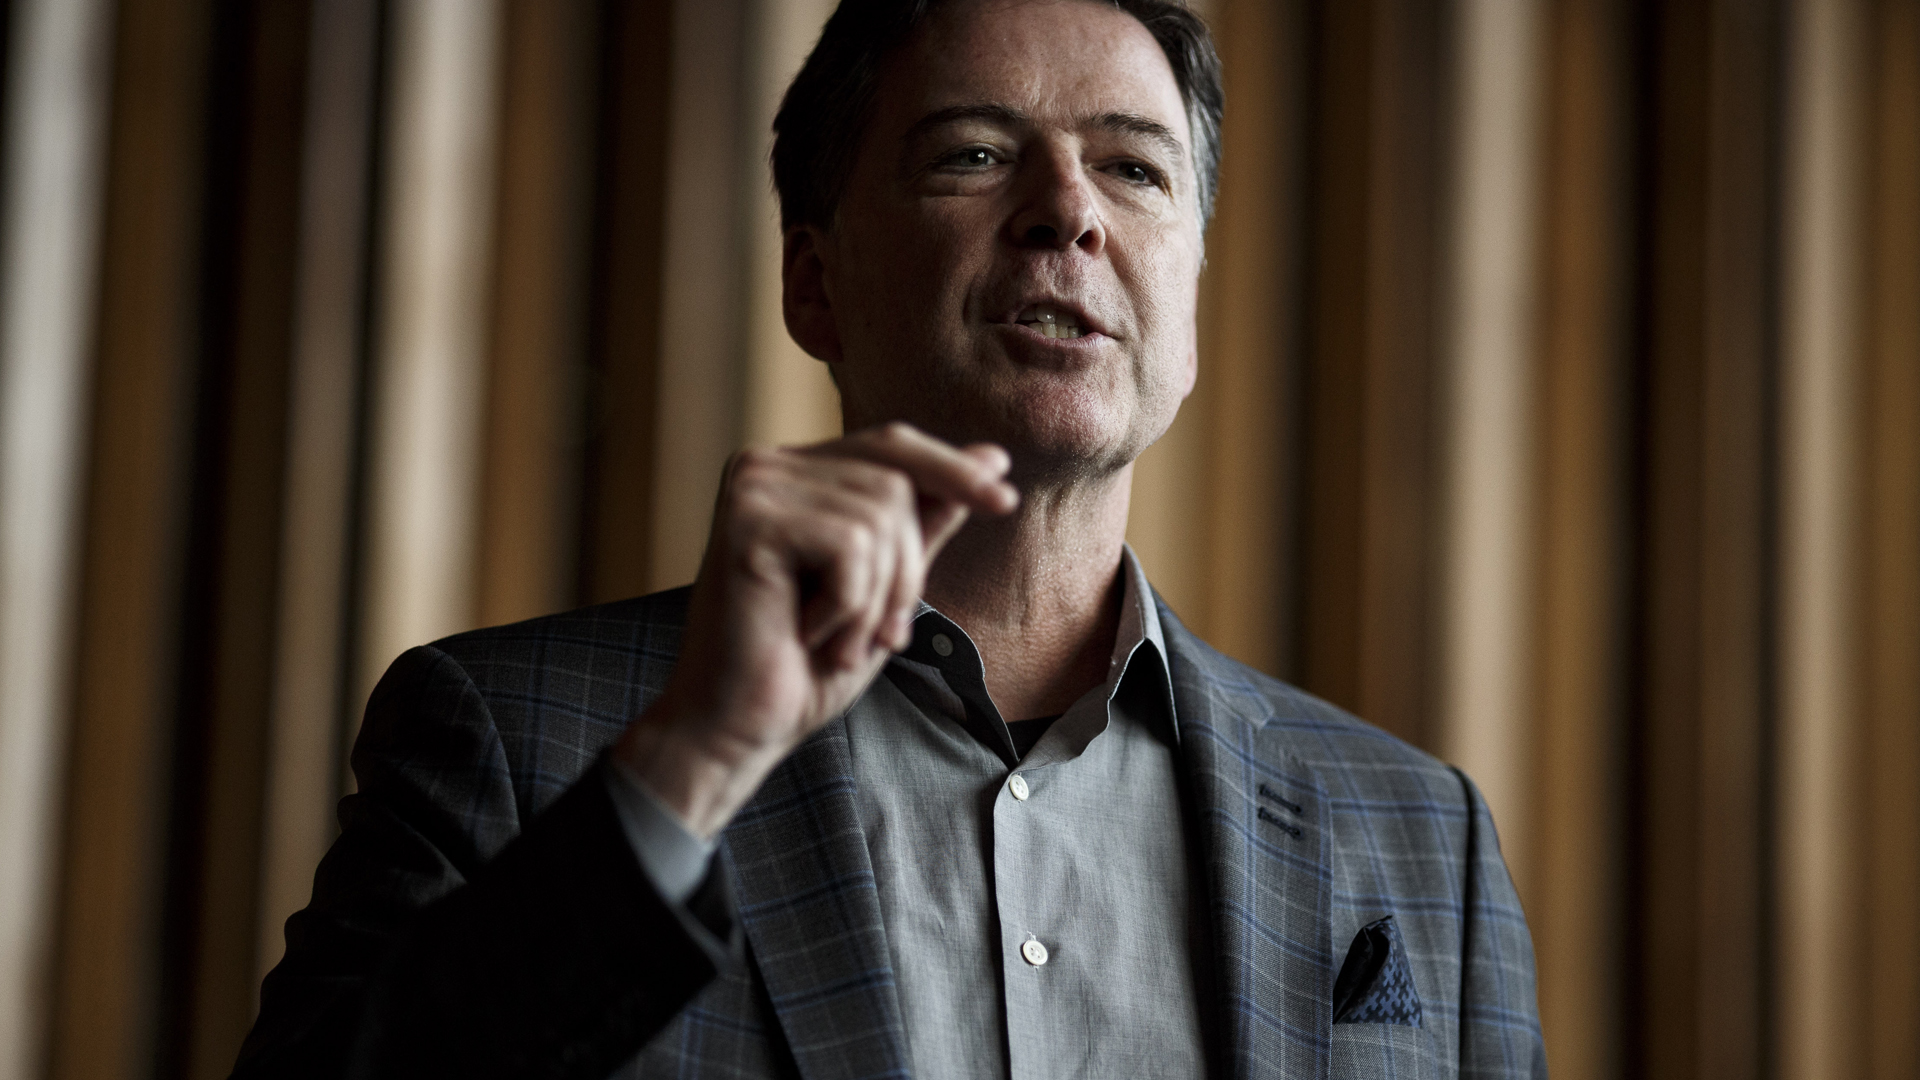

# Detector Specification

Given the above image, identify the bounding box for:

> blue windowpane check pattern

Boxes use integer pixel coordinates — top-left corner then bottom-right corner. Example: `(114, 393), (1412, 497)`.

(242, 585), (1546, 1080)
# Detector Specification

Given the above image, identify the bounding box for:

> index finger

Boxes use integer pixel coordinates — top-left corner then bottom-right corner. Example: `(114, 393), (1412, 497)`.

(805, 422), (1019, 515)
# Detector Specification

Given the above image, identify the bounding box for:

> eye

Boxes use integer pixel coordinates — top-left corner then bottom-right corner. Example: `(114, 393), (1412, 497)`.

(941, 146), (998, 169)
(1112, 161), (1158, 185)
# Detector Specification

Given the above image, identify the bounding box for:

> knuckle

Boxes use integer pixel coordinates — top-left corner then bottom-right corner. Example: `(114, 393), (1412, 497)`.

(741, 543), (785, 581)
(726, 480), (776, 522)
(840, 519), (875, 559)
(726, 448), (780, 493)
(863, 505), (908, 555)
(841, 462), (912, 508)
(730, 445), (777, 473)
(877, 469), (913, 505)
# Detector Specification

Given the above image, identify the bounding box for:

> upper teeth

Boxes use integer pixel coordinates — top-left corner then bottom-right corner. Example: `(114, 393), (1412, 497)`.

(1019, 304), (1084, 339)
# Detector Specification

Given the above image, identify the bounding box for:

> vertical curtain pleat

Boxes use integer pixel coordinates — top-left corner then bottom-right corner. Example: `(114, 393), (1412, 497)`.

(1777, 0), (1869, 1073)
(1438, 0), (1545, 896)
(476, 0), (597, 629)
(1529, 1), (1633, 1075)
(0, 0), (115, 1076)
(48, 2), (217, 1077)
(354, 0), (502, 721)
(256, 0), (380, 998)
(1863, 4), (1920, 1077)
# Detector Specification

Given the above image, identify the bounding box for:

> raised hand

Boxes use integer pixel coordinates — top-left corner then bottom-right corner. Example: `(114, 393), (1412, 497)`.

(612, 422), (1019, 839)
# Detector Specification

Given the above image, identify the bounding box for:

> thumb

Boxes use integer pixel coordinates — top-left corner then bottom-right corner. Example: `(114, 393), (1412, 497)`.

(919, 499), (971, 563)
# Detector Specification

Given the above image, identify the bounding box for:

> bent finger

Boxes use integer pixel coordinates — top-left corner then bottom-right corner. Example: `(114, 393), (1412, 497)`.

(810, 422), (1018, 515)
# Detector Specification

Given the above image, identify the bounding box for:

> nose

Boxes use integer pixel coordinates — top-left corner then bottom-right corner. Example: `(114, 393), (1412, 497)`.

(1007, 150), (1104, 254)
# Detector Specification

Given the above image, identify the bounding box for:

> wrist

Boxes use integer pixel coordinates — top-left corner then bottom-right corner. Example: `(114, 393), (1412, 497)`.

(613, 694), (785, 841)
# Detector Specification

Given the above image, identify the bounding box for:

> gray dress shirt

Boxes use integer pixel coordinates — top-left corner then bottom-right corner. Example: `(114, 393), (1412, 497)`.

(609, 548), (1207, 1080)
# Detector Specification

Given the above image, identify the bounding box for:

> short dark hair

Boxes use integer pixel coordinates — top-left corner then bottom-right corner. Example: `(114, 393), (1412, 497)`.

(771, 0), (1224, 232)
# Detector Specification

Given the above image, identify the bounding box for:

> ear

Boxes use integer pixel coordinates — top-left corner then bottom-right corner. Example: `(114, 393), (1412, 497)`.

(782, 226), (842, 363)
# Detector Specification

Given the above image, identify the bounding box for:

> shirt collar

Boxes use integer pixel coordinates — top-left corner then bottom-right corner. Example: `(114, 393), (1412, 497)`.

(1115, 543), (1168, 681)
(898, 544), (1177, 744)
(1115, 544), (1178, 742)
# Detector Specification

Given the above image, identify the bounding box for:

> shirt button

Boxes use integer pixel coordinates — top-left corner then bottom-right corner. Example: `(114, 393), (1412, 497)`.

(1008, 774), (1029, 800)
(930, 633), (954, 657)
(1021, 937), (1049, 966)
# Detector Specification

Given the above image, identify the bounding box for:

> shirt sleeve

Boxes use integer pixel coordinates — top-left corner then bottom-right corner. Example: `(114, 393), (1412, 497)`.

(604, 756), (718, 905)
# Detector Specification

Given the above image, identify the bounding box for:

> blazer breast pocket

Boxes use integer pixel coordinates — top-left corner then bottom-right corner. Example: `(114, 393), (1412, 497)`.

(1331, 1022), (1440, 1080)
(1330, 915), (1436, 1079)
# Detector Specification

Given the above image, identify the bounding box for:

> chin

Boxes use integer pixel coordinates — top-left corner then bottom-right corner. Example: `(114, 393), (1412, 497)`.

(983, 394), (1163, 485)
(841, 347), (1181, 477)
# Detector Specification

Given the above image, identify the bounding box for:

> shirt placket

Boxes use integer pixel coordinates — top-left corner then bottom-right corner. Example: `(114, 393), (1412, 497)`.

(909, 617), (1068, 1080)
(897, 562), (1181, 1080)
(992, 758), (1052, 1080)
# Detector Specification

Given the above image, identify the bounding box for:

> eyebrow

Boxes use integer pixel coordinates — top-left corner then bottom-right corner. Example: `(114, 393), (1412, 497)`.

(1091, 112), (1187, 165)
(902, 104), (1188, 164)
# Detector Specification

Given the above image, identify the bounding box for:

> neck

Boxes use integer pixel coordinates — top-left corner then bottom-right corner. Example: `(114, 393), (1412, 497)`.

(923, 463), (1134, 721)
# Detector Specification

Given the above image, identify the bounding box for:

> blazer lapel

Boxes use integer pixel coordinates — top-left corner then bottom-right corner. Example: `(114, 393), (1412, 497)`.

(720, 720), (910, 1080)
(1162, 600), (1333, 1080)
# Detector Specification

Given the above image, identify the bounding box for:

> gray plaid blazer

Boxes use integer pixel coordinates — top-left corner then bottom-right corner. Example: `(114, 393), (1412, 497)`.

(236, 587), (1546, 1080)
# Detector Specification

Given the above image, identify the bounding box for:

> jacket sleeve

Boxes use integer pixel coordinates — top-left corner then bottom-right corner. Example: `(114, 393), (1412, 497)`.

(1452, 767), (1549, 1078)
(232, 644), (735, 1080)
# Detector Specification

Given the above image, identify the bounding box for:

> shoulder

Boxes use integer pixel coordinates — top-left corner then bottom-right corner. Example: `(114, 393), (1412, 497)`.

(1153, 596), (1460, 798)
(427, 586), (693, 682)
(1155, 597), (1490, 884)
(422, 582), (693, 740)
(363, 587), (693, 817)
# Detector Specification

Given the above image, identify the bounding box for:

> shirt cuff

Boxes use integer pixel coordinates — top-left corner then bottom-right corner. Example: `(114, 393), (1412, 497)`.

(602, 757), (717, 906)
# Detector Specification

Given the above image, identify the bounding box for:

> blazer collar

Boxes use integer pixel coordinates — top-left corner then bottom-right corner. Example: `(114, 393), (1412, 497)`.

(720, 721), (910, 1080)
(1159, 597), (1335, 1080)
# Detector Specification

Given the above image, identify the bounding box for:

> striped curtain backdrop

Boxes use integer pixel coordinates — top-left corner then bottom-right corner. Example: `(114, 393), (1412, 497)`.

(0, 1), (1913, 1078)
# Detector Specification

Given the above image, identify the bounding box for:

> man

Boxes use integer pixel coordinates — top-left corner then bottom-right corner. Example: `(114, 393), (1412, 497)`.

(237, 0), (1545, 1077)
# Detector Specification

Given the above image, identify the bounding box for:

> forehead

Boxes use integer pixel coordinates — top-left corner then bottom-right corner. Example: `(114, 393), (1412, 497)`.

(879, 0), (1190, 142)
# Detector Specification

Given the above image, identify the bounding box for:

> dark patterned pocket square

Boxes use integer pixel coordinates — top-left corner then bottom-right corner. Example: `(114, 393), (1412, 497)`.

(1332, 915), (1423, 1026)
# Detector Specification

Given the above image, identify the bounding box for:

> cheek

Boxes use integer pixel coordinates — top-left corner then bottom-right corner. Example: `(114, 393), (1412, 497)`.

(1126, 235), (1203, 388)
(838, 213), (977, 343)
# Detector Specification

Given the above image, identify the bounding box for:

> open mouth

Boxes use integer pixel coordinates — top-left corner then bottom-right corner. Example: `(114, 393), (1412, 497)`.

(1015, 303), (1086, 340)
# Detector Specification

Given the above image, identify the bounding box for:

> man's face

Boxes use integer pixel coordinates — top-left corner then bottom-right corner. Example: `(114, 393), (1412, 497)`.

(791, 0), (1205, 483)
